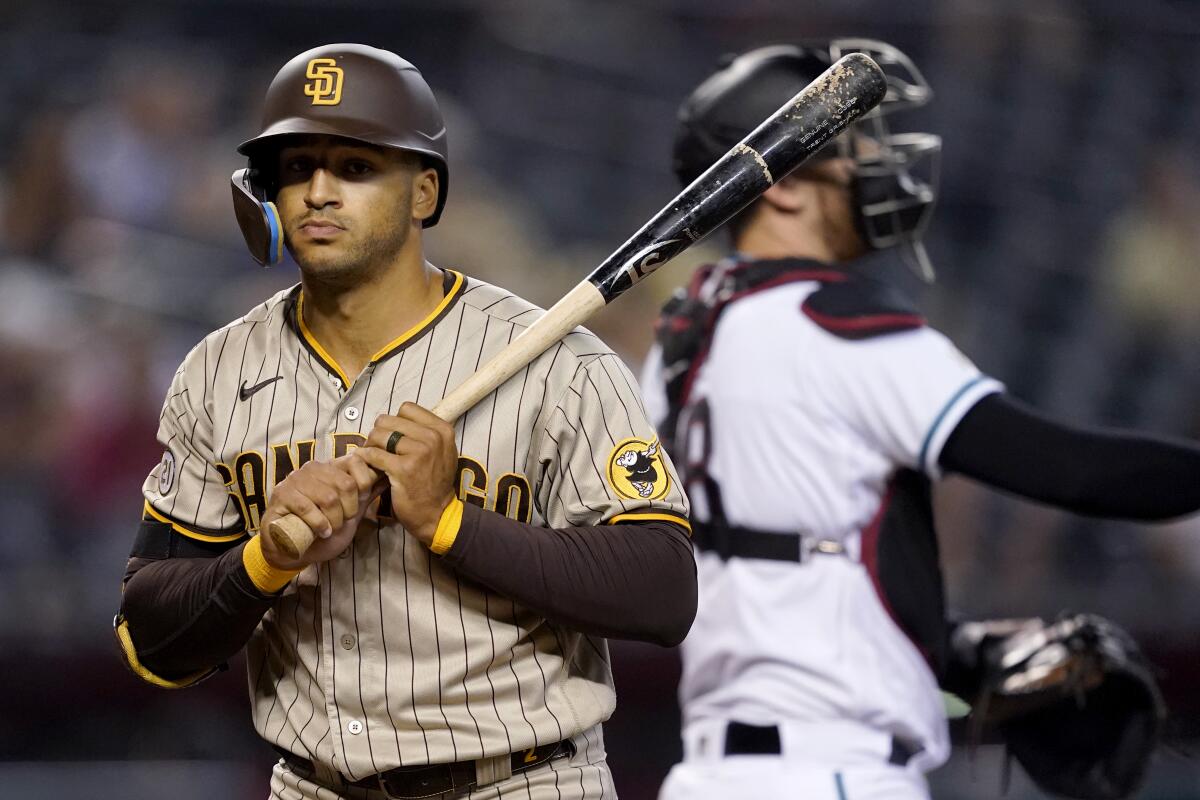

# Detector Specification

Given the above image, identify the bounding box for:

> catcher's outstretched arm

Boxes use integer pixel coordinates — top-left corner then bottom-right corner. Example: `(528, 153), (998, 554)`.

(940, 393), (1200, 520)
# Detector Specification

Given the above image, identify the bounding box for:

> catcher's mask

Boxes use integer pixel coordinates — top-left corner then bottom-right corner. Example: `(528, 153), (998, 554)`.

(673, 39), (941, 281)
(231, 43), (449, 266)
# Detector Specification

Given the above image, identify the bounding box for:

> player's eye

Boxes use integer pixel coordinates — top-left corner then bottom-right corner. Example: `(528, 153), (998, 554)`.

(342, 159), (374, 177)
(282, 156), (315, 174)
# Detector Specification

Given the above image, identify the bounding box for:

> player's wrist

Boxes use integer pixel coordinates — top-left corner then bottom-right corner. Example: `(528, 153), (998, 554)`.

(422, 496), (463, 553)
(243, 535), (302, 592)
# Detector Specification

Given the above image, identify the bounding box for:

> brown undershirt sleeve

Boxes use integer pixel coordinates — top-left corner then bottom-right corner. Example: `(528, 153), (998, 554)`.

(439, 503), (698, 647)
(120, 543), (280, 679)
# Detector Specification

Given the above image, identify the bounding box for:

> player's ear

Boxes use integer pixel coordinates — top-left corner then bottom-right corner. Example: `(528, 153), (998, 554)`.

(411, 166), (439, 224)
(760, 175), (807, 214)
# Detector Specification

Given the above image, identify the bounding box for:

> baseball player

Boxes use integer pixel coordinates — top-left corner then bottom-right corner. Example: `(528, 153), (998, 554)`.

(642, 41), (1200, 800)
(115, 43), (695, 800)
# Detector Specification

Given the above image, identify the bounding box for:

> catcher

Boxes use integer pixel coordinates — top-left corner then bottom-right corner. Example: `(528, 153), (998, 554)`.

(642, 40), (1194, 800)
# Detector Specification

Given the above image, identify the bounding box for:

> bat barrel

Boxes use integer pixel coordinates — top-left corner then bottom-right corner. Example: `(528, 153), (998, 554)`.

(588, 52), (887, 302)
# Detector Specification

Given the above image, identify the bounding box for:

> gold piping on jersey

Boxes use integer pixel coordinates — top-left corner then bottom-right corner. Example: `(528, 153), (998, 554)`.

(114, 617), (216, 689)
(607, 511), (692, 533)
(370, 269), (465, 362)
(142, 500), (246, 543)
(295, 293), (353, 388)
(294, 270), (466, 388)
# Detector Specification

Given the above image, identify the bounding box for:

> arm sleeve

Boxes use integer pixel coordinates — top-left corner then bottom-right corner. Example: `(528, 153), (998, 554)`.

(939, 392), (1200, 520)
(442, 505), (696, 646)
(118, 542), (280, 683)
(820, 327), (1004, 478)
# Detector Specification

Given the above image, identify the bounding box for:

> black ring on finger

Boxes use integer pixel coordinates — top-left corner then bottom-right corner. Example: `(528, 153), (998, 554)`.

(385, 430), (403, 455)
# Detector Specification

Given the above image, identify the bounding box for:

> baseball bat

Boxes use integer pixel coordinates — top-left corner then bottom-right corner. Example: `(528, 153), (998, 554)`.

(267, 52), (888, 558)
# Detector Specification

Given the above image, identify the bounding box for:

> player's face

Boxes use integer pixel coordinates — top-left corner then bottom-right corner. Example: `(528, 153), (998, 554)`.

(274, 136), (436, 283)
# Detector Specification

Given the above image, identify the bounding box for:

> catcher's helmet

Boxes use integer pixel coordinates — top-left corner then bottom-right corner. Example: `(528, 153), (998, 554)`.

(231, 43), (449, 266)
(673, 40), (941, 280)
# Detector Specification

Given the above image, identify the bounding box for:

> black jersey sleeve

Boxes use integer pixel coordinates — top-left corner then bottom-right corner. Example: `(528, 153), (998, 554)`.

(939, 393), (1200, 520)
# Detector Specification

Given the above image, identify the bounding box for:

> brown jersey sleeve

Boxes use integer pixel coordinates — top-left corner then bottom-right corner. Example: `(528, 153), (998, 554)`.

(440, 502), (697, 646)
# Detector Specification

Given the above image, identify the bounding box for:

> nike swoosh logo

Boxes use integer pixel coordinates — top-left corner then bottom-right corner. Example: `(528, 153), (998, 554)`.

(239, 375), (283, 401)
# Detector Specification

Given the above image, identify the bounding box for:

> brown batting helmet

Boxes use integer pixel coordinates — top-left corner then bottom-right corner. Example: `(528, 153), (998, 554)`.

(231, 43), (449, 265)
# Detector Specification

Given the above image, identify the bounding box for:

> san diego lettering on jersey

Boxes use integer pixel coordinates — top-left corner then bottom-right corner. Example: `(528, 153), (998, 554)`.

(213, 436), (533, 532)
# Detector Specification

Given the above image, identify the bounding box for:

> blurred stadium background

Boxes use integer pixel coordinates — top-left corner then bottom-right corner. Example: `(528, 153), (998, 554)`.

(2, 0), (1199, 797)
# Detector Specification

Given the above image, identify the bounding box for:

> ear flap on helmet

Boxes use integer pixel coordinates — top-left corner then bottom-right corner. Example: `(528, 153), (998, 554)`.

(231, 169), (284, 267)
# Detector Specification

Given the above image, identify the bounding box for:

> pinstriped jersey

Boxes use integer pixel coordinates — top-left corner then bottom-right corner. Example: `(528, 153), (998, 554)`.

(141, 269), (689, 779)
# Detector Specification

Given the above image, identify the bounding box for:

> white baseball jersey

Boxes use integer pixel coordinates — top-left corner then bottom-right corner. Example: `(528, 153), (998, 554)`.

(142, 269), (689, 781)
(642, 271), (1001, 773)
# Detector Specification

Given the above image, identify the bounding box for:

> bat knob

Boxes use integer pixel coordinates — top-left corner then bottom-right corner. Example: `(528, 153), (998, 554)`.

(267, 514), (315, 561)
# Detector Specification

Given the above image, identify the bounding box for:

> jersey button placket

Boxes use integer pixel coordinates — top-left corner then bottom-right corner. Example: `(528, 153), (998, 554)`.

(314, 563), (347, 770)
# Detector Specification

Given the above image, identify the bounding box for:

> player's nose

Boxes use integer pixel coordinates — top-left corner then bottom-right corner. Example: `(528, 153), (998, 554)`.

(304, 167), (341, 209)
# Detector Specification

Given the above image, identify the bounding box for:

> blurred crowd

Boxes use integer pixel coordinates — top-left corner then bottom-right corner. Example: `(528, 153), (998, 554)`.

(2, 0), (1199, 797)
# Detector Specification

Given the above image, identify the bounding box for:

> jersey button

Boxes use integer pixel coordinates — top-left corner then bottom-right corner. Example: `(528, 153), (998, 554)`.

(344, 406), (360, 421)
(347, 720), (363, 735)
(341, 634), (356, 650)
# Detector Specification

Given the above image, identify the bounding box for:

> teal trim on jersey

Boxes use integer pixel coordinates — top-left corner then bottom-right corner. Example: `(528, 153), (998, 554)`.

(835, 771), (848, 800)
(918, 374), (987, 471)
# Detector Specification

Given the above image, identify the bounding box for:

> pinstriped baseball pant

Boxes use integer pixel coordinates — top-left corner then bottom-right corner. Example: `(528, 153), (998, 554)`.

(269, 726), (616, 800)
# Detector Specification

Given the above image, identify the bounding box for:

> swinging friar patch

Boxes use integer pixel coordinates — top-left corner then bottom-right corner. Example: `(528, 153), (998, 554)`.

(607, 437), (670, 500)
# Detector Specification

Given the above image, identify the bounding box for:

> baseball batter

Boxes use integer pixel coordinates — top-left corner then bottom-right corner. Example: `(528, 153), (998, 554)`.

(115, 44), (695, 800)
(642, 41), (1200, 800)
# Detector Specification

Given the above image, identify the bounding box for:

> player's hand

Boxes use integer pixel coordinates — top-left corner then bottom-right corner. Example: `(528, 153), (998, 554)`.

(259, 451), (383, 570)
(359, 402), (458, 547)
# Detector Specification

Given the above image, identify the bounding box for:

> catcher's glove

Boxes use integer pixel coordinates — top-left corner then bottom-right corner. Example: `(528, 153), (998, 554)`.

(948, 614), (1165, 800)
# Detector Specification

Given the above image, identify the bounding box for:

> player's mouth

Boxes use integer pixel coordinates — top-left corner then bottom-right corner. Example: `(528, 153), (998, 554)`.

(298, 218), (346, 239)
